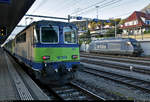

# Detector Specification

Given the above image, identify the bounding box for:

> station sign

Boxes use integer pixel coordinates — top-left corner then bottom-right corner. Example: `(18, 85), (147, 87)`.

(76, 16), (82, 20)
(106, 20), (110, 23)
(0, 0), (10, 3)
(93, 18), (99, 23)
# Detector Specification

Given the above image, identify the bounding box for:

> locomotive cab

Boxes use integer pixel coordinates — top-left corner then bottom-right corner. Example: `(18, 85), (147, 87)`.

(32, 21), (80, 85)
(132, 41), (143, 56)
(88, 38), (143, 56)
(129, 39), (143, 56)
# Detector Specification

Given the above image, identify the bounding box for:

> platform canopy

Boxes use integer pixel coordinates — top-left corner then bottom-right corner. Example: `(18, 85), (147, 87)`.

(0, 0), (35, 44)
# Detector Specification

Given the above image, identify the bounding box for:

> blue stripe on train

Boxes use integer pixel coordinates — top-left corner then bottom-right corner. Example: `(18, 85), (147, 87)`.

(14, 54), (80, 70)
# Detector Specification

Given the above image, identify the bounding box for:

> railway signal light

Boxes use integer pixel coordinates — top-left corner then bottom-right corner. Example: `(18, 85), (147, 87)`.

(0, 26), (7, 37)
(106, 20), (110, 23)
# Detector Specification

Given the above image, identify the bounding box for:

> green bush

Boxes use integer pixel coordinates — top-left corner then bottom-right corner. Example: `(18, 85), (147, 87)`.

(117, 29), (123, 34)
(144, 30), (150, 34)
(79, 40), (83, 46)
(86, 39), (91, 44)
(105, 29), (115, 37)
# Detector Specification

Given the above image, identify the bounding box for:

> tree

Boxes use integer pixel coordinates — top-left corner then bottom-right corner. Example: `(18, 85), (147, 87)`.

(82, 26), (86, 30)
(97, 21), (102, 29)
(114, 18), (121, 25)
(79, 30), (91, 45)
(119, 19), (126, 25)
(85, 30), (91, 38)
(106, 29), (115, 36)
(88, 21), (97, 30)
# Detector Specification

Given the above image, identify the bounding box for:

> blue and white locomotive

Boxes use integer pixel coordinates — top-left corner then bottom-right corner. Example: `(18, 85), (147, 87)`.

(89, 38), (143, 56)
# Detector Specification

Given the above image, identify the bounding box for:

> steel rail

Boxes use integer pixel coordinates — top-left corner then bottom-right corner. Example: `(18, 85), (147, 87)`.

(81, 58), (150, 75)
(80, 54), (150, 66)
(81, 52), (150, 61)
(70, 82), (106, 100)
(49, 83), (105, 100)
(34, 80), (105, 100)
(81, 66), (150, 93)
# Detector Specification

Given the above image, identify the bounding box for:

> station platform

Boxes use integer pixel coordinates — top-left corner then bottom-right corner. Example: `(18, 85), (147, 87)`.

(0, 48), (50, 101)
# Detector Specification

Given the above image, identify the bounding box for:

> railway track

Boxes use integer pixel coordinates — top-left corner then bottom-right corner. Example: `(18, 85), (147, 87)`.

(37, 81), (105, 100)
(80, 56), (150, 75)
(80, 65), (150, 94)
(22, 67), (105, 100)
(80, 53), (150, 66)
(50, 82), (105, 100)
(81, 52), (150, 61)
(6, 50), (105, 100)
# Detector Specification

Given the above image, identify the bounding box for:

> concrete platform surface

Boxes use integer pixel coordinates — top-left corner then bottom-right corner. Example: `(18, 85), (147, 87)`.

(0, 48), (50, 100)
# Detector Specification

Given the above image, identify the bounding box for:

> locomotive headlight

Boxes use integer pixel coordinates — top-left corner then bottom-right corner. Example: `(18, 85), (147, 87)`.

(127, 42), (131, 45)
(72, 55), (78, 59)
(42, 56), (50, 60)
(68, 68), (72, 72)
(55, 69), (58, 73)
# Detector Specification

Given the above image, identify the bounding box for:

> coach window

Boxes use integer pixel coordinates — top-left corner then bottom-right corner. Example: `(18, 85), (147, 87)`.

(16, 33), (26, 43)
(63, 27), (77, 44)
(41, 26), (59, 43)
(22, 33), (26, 42)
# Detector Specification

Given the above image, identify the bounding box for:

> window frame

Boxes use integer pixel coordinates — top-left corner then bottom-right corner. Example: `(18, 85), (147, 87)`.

(40, 26), (59, 44)
(63, 26), (77, 44)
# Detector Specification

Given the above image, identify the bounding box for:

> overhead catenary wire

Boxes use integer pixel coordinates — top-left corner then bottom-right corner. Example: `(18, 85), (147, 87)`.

(74, 0), (143, 19)
(113, 12), (133, 18)
(103, 0), (141, 13)
(77, 0), (123, 16)
(67, 0), (97, 16)
(49, 0), (76, 15)
(108, 0), (144, 18)
(20, 0), (147, 25)
(71, 0), (107, 15)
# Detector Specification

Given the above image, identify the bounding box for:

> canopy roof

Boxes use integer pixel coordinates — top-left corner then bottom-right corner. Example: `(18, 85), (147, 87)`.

(0, 0), (35, 44)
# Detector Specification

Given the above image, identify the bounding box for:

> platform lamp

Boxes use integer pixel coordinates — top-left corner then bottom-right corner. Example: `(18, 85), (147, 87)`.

(0, 26), (7, 37)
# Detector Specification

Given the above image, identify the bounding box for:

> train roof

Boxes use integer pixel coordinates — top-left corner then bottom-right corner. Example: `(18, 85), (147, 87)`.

(16, 20), (77, 37)
(26, 20), (77, 29)
(92, 37), (138, 42)
(36, 20), (77, 27)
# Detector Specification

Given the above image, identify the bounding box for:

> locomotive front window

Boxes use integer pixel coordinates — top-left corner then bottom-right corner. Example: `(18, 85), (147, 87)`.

(63, 27), (77, 44)
(41, 26), (59, 43)
(132, 42), (140, 47)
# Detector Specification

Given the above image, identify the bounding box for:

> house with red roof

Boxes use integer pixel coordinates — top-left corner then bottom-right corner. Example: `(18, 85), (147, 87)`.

(121, 11), (150, 35)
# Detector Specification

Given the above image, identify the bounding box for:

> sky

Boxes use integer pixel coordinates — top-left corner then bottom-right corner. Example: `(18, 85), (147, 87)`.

(8, 0), (150, 39)
(26, 0), (150, 19)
